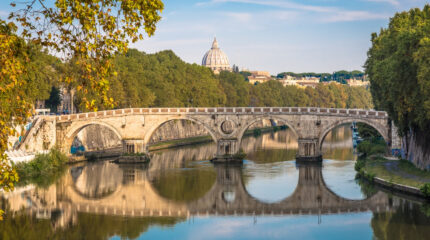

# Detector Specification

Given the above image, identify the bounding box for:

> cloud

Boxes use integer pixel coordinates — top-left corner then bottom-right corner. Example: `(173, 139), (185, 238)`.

(197, 0), (337, 13)
(197, 0), (390, 22)
(323, 11), (389, 22)
(364, 0), (400, 6)
(0, 10), (9, 17)
(223, 12), (252, 22)
(222, 10), (300, 24)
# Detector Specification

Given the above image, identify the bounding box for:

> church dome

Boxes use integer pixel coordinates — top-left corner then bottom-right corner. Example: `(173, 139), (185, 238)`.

(202, 38), (231, 73)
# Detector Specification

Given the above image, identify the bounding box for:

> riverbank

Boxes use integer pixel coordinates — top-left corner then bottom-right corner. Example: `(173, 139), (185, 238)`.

(357, 156), (430, 198)
(14, 149), (67, 188)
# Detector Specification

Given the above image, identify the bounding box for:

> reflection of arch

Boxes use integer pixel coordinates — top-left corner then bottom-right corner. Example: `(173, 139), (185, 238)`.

(191, 164), (387, 214)
(237, 116), (298, 146)
(143, 117), (218, 146)
(70, 163), (123, 200)
(65, 121), (123, 153)
(319, 119), (389, 151)
(241, 162), (300, 203)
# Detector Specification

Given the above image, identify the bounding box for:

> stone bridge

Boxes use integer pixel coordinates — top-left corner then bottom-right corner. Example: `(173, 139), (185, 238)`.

(19, 107), (400, 161)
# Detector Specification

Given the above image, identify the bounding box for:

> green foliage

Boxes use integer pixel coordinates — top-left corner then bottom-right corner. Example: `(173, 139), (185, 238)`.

(276, 70), (365, 82)
(420, 183), (430, 198)
(45, 86), (61, 113)
(357, 138), (387, 156)
(218, 71), (249, 107)
(420, 203), (430, 216)
(365, 5), (430, 137)
(355, 158), (376, 182)
(84, 49), (226, 109)
(249, 81), (372, 108)
(14, 149), (67, 188)
(355, 158), (366, 172)
(253, 128), (262, 137)
(357, 122), (381, 139)
(73, 48), (374, 110)
(357, 141), (372, 156)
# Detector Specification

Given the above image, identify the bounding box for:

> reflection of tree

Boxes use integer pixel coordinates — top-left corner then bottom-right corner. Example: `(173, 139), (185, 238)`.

(246, 149), (297, 164)
(356, 177), (378, 197)
(151, 168), (216, 202)
(371, 201), (430, 240)
(322, 125), (355, 161)
(0, 210), (184, 240)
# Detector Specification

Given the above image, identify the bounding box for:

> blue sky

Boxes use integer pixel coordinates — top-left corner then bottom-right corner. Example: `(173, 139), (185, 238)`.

(131, 0), (430, 74)
(1, 0), (429, 74)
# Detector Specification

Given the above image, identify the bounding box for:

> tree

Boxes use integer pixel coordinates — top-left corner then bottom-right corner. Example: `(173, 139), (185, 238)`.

(45, 86), (61, 113)
(0, 0), (164, 218)
(365, 5), (430, 137)
(0, 22), (26, 218)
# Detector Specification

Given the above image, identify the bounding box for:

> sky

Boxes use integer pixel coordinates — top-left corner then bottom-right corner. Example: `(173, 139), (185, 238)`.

(1, 0), (429, 74)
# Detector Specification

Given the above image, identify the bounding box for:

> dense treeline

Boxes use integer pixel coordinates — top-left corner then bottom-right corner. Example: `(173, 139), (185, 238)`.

(77, 49), (373, 110)
(30, 48), (373, 111)
(276, 70), (365, 83)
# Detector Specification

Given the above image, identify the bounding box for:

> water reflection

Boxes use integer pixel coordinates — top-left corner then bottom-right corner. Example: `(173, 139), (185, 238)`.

(1, 128), (430, 240)
(322, 124), (356, 161)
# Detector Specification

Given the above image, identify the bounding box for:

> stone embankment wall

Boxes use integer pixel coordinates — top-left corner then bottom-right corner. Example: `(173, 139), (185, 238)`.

(403, 130), (430, 170)
(74, 119), (277, 151)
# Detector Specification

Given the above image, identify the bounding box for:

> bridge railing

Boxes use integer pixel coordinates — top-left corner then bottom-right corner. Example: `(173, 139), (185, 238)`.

(55, 107), (388, 122)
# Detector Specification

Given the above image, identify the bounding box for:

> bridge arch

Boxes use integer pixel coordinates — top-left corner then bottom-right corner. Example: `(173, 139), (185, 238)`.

(64, 121), (123, 154)
(318, 118), (389, 151)
(236, 115), (299, 147)
(142, 116), (218, 147)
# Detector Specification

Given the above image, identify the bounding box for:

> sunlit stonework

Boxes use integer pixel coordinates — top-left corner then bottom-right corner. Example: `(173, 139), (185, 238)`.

(202, 38), (231, 74)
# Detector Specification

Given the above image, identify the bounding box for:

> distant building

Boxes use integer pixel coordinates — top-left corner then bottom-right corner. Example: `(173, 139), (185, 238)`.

(279, 75), (320, 88)
(34, 100), (50, 115)
(248, 71), (273, 84)
(34, 99), (46, 109)
(202, 38), (231, 74)
(58, 87), (76, 114)
(346, 78), (370, 87)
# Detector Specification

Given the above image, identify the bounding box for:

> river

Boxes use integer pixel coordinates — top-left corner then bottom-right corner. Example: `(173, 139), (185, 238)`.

(1, 125), (430, 240)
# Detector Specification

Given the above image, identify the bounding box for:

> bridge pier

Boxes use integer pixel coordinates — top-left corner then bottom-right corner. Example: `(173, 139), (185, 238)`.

(122, 139), (147, 154)
(212, 139), (242, 163)
(296, 138), (322, 162)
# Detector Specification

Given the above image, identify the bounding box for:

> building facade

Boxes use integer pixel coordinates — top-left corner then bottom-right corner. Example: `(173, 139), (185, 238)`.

(248, 71), (273, 84)
(279, 76), (320, 88)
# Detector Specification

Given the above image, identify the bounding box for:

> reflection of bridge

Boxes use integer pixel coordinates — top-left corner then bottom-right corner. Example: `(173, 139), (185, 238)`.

(4, 161), (394, 224)
(18, 107), (400, 161)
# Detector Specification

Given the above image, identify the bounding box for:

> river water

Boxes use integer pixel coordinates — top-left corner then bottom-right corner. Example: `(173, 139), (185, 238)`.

(1, 125), (430, 240)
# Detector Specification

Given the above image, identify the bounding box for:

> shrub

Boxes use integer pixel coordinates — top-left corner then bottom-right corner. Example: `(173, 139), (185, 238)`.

(15, 148), (67, 188)
(357, 141), (372, 155)
(253, 128), (262, 137)
(420, 183), (430, 198)
(355, 158), (366, 171)
(369, 144), (387, 155)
